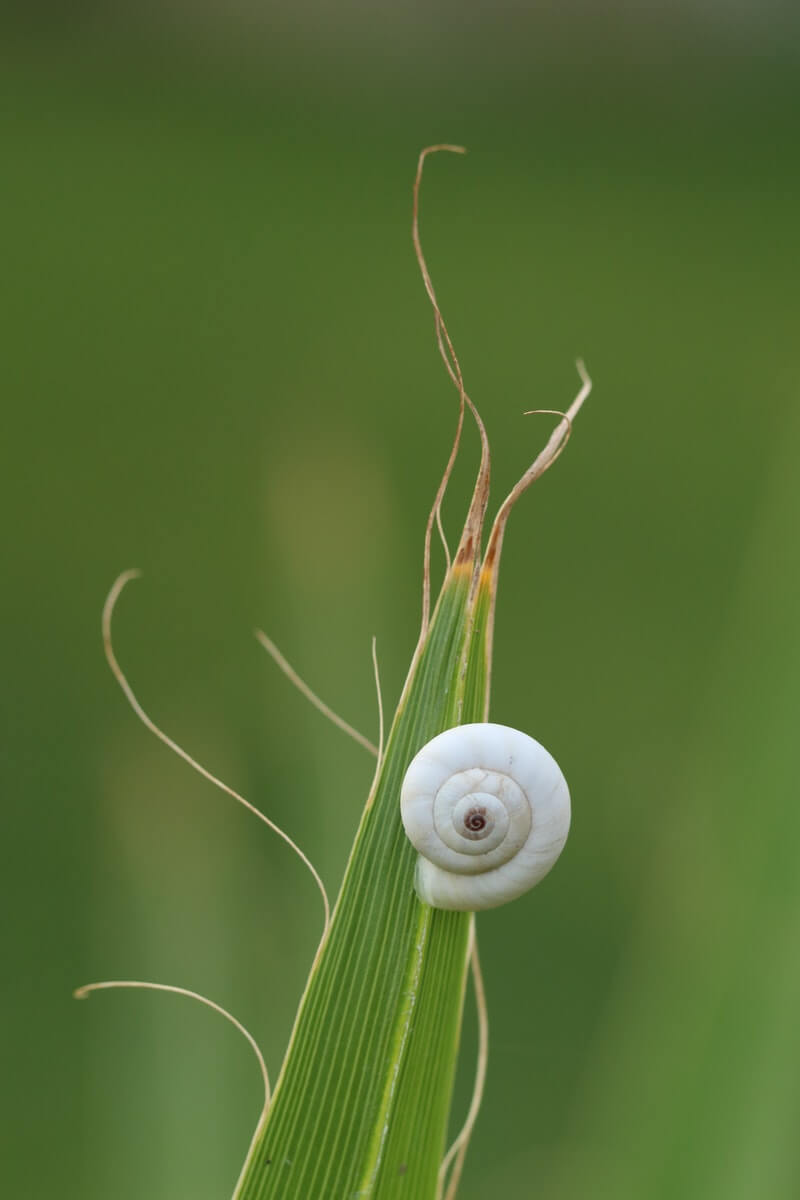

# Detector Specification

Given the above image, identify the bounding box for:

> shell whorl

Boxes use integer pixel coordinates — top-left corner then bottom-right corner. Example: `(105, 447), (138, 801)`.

(400, 723), (570, 911)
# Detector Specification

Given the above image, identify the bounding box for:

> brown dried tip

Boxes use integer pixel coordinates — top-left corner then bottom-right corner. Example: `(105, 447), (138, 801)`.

(477, 360), (593, 718)
(411, 148), (592, 671)
(485, 358), (592, 570)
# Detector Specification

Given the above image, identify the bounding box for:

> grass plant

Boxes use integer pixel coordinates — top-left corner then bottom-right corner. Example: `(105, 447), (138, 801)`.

(77, 146), (590, 1200)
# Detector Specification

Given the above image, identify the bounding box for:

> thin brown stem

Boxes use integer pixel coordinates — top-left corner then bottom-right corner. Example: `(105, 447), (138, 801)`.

(74, 979), (270, 1109)
(479, 361), (592, 715)
(103, 571), (331, 932)
(255, 629), (378, 757)
(438, 920), (489, 1200)
(412, 145), (490, 632)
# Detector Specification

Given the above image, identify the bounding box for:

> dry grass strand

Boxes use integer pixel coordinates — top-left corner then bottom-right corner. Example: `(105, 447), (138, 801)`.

(102, 570), (330, 932)
(255, 629), (378, 757)
(489, 359), (592, 552)
(438, 921), (489, 1200)
(371, 635), (384, 769)
(412, 145), (491, 629)
(74, 979), (270, 1109)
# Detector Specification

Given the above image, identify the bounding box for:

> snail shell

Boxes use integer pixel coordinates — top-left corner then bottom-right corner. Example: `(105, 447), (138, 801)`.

(400, 723), (570, 911)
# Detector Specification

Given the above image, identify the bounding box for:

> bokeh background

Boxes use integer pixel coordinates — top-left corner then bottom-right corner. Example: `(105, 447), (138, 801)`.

(2, 4), (799, 1197)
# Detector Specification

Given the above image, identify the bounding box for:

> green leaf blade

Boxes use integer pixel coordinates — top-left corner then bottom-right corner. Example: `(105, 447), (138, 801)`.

(366, 906), (472, 1197)
(235, 563), (489, 1199)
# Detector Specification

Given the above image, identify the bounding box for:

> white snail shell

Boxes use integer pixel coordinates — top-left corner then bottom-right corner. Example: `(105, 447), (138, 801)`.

(400, 723), (570, 911)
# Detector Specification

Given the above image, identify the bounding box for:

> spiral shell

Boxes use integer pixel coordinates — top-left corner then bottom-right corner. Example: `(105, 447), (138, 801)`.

(400, 723), (570, 911)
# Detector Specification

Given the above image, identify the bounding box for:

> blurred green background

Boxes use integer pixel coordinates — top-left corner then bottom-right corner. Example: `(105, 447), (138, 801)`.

(2, 5), (799, 1198)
